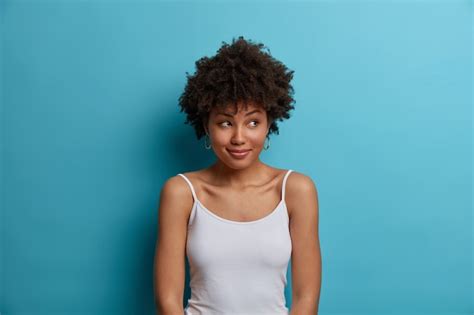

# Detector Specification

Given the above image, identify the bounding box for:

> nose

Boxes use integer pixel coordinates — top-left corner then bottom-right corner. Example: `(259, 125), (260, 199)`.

(231, 126), (246, 145)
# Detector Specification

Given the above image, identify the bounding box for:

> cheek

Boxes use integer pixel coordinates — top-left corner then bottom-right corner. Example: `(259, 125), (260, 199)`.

(250, 132), (267, 144)
(210, 132), (228, 144)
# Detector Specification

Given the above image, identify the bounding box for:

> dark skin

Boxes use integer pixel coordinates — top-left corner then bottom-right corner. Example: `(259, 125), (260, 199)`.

(153, 101), (322, 314)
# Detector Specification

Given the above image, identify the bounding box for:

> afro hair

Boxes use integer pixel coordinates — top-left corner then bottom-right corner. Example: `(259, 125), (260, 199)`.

(178, 36), (296, 140)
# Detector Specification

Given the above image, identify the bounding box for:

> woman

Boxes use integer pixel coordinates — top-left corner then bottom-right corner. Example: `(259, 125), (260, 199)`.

(154, 36), (322, 315)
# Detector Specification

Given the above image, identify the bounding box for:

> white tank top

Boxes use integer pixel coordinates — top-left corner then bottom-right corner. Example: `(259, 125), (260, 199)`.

(177, 170), (293, 315)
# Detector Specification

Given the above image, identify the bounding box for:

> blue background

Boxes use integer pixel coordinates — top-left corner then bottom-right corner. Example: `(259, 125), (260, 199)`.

(0, 1), (472, 314)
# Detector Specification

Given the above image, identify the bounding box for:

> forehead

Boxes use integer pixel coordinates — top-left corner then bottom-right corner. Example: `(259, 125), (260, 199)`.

(212, 102), (265, 116)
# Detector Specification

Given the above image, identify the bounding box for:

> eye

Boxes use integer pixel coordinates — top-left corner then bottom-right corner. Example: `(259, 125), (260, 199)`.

(218, 120), (260, 128)
(249, 120), (259, 127)
(219, 121), (231, 128)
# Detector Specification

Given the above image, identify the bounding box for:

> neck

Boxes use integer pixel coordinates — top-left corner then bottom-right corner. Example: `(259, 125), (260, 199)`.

(209, 158), (269, 188)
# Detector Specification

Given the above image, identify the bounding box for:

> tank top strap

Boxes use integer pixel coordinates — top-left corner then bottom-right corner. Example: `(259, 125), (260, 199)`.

(281, 169), (293, 202)
(177, 173), (197, 202)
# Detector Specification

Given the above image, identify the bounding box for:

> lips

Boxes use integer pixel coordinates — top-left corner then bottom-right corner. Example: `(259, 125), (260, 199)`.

(227, 149), (251, 153)
(226, 148), (251, 159)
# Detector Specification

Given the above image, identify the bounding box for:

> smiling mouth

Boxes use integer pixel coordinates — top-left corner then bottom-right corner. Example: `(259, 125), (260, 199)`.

(227, 149), (251, 153)
(226, 149), (251, 158)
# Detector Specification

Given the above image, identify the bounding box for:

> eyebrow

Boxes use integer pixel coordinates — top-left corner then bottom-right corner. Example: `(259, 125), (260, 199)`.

(216, 109), (263, 117)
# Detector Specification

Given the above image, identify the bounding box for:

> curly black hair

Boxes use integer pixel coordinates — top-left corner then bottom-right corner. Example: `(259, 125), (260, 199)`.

(178, 36), (295, 140)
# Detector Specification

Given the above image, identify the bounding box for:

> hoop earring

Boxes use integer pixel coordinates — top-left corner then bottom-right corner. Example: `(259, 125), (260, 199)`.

(263, 136), (270, 150)
(204, 134), (212, 150)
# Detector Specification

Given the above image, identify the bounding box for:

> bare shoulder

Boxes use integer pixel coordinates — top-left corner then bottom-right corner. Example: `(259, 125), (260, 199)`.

(286, 170), (317, 192)
(158, 174), (195, 224)
(285, 171), (319, 218)
(161, 174), (193, 200)
(180, 169), (207, 182)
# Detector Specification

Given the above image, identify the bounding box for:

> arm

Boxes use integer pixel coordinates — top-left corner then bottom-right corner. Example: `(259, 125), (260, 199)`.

(287, 173), (322, 315)
(153, 176), (192, 315)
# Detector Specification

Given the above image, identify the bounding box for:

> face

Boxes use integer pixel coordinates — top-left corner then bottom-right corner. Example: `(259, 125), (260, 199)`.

(205, 102), (271, 168)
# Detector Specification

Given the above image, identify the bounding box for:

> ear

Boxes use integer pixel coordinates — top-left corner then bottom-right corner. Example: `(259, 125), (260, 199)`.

(267, 118), (273, 134)
(203, 113), (211, 135)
